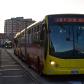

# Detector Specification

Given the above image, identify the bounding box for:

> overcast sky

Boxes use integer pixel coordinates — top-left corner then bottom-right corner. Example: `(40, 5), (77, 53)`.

(0, 0), (84, 33)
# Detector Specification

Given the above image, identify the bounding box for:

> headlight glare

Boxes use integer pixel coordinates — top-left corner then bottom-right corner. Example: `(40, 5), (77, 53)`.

(50, 61), (55, 65)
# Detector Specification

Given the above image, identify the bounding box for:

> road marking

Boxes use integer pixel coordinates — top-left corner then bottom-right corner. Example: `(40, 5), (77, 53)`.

(1, 61), (17, 63)
(2, 75), (23, 78)
(0, 69), (21, 71)
(0, 65), (20, 67)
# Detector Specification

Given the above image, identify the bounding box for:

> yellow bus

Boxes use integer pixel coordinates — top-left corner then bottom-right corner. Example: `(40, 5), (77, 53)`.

(14, 14), (84, 75)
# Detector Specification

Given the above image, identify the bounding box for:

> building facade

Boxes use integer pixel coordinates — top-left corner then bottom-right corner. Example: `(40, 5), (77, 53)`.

(0, 33), (5, 47)
(4, 17), (35, 41)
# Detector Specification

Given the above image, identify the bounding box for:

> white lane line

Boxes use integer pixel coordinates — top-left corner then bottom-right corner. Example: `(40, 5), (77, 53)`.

(0, 65), (20, 67)
(0, 69), (21, 71)
(2, 75), (23, 77)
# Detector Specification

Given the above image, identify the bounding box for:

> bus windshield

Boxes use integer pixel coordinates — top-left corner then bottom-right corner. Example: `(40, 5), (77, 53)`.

(49, 23), (84, 59)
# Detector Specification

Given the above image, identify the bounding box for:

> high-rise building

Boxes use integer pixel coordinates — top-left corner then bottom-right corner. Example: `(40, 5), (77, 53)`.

(0, 33), (5, 47)
(4, 17), (35, 41)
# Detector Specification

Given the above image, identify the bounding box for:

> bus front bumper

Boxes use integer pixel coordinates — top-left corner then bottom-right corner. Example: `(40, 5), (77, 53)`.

(43, 67), (84, 75)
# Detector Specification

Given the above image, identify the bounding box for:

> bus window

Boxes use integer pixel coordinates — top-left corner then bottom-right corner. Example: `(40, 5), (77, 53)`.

(40, 24), (44, 40)
(40, 30), (44, 40)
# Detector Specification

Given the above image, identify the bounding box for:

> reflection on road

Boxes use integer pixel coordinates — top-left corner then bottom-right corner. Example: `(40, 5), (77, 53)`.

(68, 81), (82, 84)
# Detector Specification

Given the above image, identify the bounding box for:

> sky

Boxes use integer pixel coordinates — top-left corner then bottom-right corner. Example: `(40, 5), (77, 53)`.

(0, 0), (84, 33)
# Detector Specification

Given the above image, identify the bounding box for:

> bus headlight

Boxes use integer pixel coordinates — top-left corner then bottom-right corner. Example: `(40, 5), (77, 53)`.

(50, 61), (55, 65)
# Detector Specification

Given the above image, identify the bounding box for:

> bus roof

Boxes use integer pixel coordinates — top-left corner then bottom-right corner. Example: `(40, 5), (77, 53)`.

(14, 21), (41, 39)
(14, 14), (84, 39)
(46, 14), (84, 18)
(26, 21), (41, 30)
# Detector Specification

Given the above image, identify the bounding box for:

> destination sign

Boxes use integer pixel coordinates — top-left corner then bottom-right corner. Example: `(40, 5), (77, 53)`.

(54, 18), (84, 22)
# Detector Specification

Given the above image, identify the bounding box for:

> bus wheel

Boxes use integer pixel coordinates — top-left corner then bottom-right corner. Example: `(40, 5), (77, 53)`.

(26, 54), (31, 67)
(22, 55), (26, 62)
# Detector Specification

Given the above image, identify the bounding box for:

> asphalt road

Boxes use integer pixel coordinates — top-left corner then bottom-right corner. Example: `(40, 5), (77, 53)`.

(0, 48), (42, 84)
(1, 48), (84, 84)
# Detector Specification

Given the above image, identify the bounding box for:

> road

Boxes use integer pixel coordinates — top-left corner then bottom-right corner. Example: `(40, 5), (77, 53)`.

(0, 48), (84, 84)
(0, 48), (43, 84)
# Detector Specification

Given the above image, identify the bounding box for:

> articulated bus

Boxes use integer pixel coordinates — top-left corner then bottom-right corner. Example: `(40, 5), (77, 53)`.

(14, 14), (84, 75)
